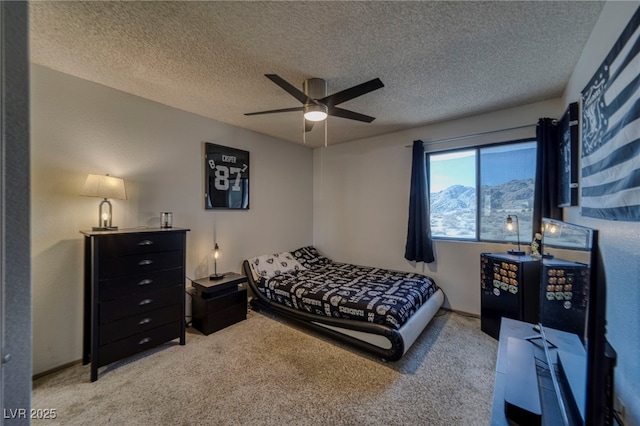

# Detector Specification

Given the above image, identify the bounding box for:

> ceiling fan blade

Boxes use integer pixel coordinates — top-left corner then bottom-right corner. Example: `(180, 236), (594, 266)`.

(265, 74), (311, 105)
(328, 106), (376, 123)
(244, 106), (304, 116)
(305, 120), (315, 132)
(320, 78), (384, 107)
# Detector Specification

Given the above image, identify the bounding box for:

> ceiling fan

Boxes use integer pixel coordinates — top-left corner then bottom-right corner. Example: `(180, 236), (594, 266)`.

(245, 74), (384, 132)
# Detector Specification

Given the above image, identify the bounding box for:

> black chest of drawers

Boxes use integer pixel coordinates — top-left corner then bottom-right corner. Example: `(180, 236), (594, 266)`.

(81, 227), (189, 381)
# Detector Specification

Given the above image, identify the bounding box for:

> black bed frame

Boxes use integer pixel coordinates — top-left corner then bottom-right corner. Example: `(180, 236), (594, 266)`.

(242, 260), (405, 361)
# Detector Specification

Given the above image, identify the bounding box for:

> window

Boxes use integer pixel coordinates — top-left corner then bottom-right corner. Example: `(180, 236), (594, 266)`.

(429, 140), (537, 242)
(429, 150), (477, 238)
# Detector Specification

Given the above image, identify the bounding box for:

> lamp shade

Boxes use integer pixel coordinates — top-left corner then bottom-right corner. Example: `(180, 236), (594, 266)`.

(81, 174), (127, 200)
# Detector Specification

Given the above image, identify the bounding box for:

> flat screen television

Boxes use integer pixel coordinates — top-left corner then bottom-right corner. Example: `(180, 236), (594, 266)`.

(539, 218), (614, 426)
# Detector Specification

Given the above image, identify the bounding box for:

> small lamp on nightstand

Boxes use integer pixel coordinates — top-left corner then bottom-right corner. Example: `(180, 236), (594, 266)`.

(81, 174), (127, 231)
(506, 214), (525, 255)
(209, 243), (226, 280)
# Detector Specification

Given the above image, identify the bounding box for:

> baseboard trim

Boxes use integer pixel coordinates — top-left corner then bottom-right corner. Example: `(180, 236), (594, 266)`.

(32, 359), (82, 381)
(440, 306), (481, 319)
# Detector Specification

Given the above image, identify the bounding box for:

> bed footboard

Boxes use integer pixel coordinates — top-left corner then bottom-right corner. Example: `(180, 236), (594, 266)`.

(242, 260), (443, 361)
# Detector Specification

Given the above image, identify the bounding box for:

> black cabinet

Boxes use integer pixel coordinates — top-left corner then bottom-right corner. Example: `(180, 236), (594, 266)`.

(191, 273), (247, 335)
(539, 258), (591, 338)
(81, 227), (189, 381)
(480, 253), (541, 339)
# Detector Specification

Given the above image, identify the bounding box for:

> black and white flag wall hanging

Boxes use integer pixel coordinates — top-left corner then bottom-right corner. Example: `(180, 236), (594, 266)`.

(580, 6), (640, 221)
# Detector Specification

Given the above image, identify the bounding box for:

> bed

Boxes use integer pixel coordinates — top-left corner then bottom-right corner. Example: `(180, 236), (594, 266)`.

(243, 246), (445, 361)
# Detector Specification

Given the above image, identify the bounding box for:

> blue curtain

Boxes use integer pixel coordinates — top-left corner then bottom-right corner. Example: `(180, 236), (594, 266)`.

(532, 118), (562, 238)
(405, 140), (435, 263)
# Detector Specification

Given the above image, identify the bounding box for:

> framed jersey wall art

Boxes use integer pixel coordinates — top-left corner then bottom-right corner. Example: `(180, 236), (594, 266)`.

(204, 143), (249, 210)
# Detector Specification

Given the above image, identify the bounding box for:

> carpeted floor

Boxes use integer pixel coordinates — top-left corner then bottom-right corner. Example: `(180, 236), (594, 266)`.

(32, 309), (498, 425)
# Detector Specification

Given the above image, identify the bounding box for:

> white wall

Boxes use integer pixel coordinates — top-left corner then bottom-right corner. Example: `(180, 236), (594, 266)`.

(313, 98), (562, 315)
(562, 2), (640, 424)
(30, 65), (313, 375)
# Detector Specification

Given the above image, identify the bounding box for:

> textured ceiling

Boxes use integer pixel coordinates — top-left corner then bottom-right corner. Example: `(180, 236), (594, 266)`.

(29, 1), (605, 147)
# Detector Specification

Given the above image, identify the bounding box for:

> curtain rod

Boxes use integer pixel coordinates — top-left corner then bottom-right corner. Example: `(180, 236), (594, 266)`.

(405, 123), (537, 147)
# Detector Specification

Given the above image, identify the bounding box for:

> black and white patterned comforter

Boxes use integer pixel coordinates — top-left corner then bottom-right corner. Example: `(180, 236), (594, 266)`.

(251, 248), (439, 329)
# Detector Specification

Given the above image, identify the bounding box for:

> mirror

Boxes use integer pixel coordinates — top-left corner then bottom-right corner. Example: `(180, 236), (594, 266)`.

(538, 218), (611, 426)
(539, 218), (593, 341)
(541, 218), (593, 262)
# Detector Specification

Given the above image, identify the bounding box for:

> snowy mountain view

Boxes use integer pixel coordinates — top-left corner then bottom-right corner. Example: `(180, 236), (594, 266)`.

(430, 178), (534, 240)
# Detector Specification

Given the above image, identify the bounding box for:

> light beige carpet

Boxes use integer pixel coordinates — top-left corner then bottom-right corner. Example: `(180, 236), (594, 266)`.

(32, 309), (498, 425)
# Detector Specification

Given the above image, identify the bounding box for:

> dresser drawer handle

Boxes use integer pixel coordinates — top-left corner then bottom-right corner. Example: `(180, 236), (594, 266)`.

(138, 240), (154, 246)
(138, 259), (154, 266)
(138, 299), (153, 306)
(138, 337), (152, 345)
(138, 318), (152, 325)
(137, 279), (153, 286)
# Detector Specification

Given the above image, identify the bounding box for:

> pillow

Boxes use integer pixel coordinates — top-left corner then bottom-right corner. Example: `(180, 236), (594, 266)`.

(247, 251), (306, 280)
(291, 246), (332, 269)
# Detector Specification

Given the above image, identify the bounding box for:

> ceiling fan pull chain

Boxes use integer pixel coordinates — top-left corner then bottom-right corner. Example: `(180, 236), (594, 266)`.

(303, 115), (306, 145)
(324, 119), (328, 148)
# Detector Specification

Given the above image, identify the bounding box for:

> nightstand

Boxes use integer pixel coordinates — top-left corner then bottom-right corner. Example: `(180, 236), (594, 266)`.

(190, 273), (248, 335)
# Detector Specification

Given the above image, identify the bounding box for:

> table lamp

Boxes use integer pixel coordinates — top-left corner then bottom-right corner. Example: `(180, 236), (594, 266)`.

(81, 174), (127, 231)
(506, 214), (525, 255)
(210, 243), (226, 280)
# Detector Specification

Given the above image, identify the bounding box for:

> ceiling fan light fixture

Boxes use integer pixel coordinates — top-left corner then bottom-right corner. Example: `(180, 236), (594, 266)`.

(304, 104), (328, 122)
